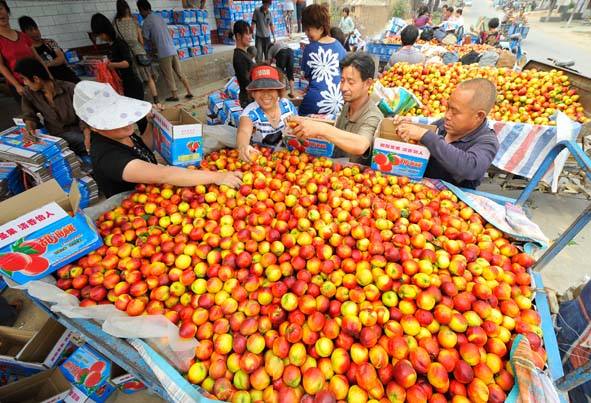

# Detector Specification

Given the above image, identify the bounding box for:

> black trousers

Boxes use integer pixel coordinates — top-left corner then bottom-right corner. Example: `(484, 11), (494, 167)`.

(296, 2), (305, 32)
(275, 48), (294, 81)
(255, 36), (271, 63)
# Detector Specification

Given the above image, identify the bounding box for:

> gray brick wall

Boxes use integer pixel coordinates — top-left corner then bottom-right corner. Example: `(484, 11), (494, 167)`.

(7, 0), (216, 50)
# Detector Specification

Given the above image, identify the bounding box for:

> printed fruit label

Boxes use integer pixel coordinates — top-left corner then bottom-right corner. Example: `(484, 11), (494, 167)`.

(284, 135), (334, 157)
(372, 139), (430, 181)
(0, 202), (103, 284)
(60, 344), (115, 403)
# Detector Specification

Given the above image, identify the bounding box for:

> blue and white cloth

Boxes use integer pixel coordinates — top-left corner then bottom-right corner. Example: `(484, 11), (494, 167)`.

(241, 98), (297, 144)
(299, 40), (347, 117)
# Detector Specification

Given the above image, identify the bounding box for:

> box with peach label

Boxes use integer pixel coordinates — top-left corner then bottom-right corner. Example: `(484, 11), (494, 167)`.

(371, 118), (434, 181)
(0, 180), (102, 284)
(153, 107), (203, 167)
(283, 116), (335, 157)
(60, 344), (123, 403)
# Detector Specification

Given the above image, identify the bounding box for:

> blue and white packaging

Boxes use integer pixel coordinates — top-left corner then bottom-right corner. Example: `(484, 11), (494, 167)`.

(153, 108), (203, 167)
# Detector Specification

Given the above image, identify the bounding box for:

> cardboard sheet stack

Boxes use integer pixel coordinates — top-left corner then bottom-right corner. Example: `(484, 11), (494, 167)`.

(207, 77), (244, 126)
(0, 127), (99, 208)
(215, 0), (288, 45)
(0, 162), (23, 201)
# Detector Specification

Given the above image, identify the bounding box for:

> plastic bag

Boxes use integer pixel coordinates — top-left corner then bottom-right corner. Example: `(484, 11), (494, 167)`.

(5, 276), (198, 372)
(372, 81), (422, 116)
(202, 124), (238, 155)
(547, 111), (581, 192)
(95, 61), (123, 95)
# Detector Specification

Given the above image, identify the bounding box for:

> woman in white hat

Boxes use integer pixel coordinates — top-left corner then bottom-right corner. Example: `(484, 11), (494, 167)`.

(74, 81), (242, 198)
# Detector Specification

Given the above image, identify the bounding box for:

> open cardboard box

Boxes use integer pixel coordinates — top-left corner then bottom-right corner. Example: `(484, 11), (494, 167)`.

(0, 368), (71, 403)
(283, 116), (336, 157)
(371, 118), (435, 181)
(60, 343), (131, 403)
(153, 107), (203, 167)
(0, 318), (74, 386)
(0, 180), (102, 284)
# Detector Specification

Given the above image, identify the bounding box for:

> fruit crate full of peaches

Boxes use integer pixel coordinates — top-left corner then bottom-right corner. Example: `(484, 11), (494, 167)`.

(379, 63), (589, 125)
(45, 147), (556, 402)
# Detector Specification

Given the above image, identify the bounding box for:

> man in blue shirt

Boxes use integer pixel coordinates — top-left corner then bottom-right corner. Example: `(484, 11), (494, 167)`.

(137, 0), (193, 102)
(395, 78), (499, 189)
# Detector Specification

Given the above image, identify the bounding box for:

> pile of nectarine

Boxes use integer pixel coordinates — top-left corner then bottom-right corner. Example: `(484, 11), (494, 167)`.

(56, 148), (544, 402)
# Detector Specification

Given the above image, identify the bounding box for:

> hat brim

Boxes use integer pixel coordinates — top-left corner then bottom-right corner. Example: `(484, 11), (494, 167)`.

(77, 93), (152, 131)
(246, 78), (285, 91)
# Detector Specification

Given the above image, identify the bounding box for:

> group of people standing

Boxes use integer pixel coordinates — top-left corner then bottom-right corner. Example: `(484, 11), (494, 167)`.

(0, 0), (195, 157)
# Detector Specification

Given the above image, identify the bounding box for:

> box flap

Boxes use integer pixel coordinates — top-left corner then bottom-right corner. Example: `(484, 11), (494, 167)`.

(0, 180), (69, 223)
(68, 180), (81, 212)
(17, 319), (67, 364)
(0, 326), (35, 355)
(0, 368), (70, 403)
(377, 118), (437, 141)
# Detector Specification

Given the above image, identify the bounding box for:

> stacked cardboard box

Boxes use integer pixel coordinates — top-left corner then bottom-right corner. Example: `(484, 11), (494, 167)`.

(0, 127), (99, 208)
(0, 162), (23, 201)
(134, 9), (213, 61)
(214, 0), (287, 45)
(207, 77), (244, 126)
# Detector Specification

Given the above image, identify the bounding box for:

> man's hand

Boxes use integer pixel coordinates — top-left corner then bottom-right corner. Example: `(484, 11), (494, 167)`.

(238, 144), (260, 162)
(213, 171), (243, 188)
(15, 85), (25, 96)
(397, 123), (429, 143)
(289, 116), (328, 140)
(23, 128), (37, 143)
(391, 115), (412, 125)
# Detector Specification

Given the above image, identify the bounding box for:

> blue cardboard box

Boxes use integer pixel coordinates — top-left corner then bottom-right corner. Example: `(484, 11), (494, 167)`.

(153, 108), (203, 167)
(177, 47), (190, 60)
(0, 180), (102, 285)
(60, 344), (119, 403)
(284, 135), (336, 157)
(370, 119), (432, 181)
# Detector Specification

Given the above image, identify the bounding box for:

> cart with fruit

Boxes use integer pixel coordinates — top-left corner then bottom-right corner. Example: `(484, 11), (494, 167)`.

(3, 139), (587, 402)
(3, 61), (591, 402)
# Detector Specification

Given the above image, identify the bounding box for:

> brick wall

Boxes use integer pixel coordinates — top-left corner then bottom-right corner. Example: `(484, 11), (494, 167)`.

(7, 0), (216, 50)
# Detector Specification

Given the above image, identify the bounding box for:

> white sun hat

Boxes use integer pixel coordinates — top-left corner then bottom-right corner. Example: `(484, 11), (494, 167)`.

(73, 81), (152, 130)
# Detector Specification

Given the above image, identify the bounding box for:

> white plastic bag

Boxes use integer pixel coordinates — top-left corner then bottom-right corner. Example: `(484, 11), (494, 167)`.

(5, 276), (198, 371)
(202, 124), (238, 155)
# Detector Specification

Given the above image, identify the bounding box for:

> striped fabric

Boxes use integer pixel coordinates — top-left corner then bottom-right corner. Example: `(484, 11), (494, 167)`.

(241, 98), (298, 144)
(411, 112), (581, 191)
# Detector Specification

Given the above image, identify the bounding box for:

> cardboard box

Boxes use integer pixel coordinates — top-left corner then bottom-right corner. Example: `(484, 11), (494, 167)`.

(283, 117), (336, 157)
(110, 373), (146, 394)
(60, 344), (125, 403)
(153, 108), (203, 167)
(0, 319), (75, 386)
(371, 118), (434, 180)
(0, 180), (103, 284)
(0, 367), (71, 403)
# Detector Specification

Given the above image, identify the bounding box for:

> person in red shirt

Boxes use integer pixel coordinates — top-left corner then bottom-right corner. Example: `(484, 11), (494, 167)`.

(0, 0), (43, 102)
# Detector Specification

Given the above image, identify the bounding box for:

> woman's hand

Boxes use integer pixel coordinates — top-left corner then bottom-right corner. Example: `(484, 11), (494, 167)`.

(15, 84), (25, 95)
(238, 144), (259, 162)
(213, 171), (243, 188)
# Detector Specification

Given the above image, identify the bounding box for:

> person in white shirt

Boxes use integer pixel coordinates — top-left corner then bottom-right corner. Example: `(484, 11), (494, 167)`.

(450, 8), (465, 26)
(339, 7), (355, 36)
